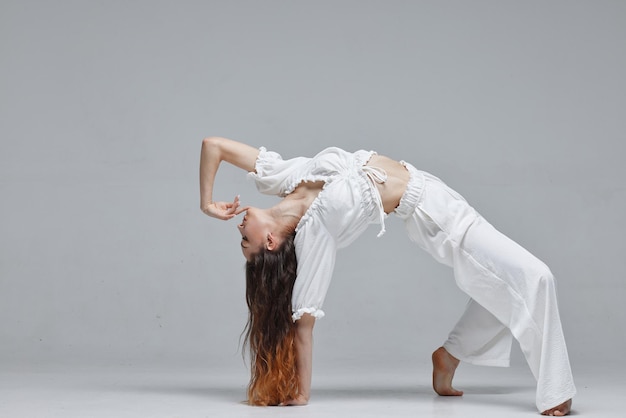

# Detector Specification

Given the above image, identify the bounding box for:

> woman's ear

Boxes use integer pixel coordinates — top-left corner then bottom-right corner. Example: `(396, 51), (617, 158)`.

(266, 232), (279, 251)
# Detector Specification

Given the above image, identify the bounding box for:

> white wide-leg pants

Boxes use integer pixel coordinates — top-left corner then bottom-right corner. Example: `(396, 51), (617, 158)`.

(394, 163), (576, 413)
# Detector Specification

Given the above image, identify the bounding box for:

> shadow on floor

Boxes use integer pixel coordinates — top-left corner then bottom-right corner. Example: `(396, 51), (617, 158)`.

(102, 381), (530, 401)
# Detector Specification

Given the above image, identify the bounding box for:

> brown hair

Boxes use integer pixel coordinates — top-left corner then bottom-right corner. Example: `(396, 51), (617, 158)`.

(243, 232), (299, 406)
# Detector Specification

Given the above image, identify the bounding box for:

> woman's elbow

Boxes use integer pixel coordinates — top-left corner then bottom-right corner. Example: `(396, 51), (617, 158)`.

(202, 136), (223, 148)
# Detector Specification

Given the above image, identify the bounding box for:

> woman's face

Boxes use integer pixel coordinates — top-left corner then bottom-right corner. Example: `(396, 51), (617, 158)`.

(237, 207), (268, 260)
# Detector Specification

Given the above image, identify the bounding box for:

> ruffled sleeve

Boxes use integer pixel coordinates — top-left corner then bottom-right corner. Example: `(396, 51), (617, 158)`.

(247, 147), (310, 197)
(291, 218), (337, 321)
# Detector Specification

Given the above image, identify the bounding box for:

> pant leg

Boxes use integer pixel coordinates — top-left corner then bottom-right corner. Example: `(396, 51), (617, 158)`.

(453, 215), (576, 412)
(395, 165), (576, 412)
(444, 298), (513, 367)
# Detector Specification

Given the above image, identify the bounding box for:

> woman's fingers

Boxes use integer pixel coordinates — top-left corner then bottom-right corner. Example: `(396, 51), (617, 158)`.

(227, 195), (251, 216)
(225, 195), (240, 215)
(204, 196), (247, 220)
(234, 205), (249, 215)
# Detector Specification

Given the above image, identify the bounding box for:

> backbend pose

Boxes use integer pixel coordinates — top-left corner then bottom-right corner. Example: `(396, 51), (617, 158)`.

(199, 136), (576, 416)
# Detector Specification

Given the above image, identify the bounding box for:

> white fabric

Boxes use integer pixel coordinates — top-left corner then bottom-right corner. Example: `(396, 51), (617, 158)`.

(395, 162), (576, 413)
(249, 147), (576, 412)
(248, 147), (386, 320)
(361, 165), (389, 237)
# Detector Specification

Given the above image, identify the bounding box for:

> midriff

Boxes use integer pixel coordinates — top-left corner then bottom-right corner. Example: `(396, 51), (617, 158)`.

(366, 154), (411, 214)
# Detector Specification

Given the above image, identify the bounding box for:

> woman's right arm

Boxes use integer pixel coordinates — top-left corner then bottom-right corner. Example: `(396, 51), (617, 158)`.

(199, 136), (260, 219)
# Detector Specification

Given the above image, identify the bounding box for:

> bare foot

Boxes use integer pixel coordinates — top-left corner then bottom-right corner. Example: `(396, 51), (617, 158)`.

(432, 346), (463, 396)
(541, 399), (572, 416)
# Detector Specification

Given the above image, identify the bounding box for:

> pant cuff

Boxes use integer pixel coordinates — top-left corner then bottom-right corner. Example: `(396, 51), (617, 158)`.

(443, 342), (511, 368)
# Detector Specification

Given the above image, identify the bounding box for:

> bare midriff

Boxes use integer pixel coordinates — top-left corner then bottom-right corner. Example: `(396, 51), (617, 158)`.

(366, 154), (411, 214)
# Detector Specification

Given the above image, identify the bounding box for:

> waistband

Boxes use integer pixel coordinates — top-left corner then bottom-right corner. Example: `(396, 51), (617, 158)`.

(394, 161), (425, 220)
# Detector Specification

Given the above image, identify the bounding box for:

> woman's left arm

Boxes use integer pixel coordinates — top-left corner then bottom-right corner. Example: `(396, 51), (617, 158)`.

(286, 313), (315, 405)
(199, 136), (259, 219)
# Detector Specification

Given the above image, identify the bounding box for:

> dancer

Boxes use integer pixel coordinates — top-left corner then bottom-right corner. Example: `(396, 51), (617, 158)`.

(199, 136), (575, 416)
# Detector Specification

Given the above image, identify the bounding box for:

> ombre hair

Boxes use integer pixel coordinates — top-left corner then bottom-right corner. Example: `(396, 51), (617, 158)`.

(243, 232), (299, 406)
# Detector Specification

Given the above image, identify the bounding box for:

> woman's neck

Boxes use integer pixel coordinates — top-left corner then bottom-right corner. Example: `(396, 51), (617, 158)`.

(272, 181), (324, 231)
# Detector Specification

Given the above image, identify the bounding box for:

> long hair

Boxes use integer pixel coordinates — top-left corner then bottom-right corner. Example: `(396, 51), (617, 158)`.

(243, 232), (299, 406)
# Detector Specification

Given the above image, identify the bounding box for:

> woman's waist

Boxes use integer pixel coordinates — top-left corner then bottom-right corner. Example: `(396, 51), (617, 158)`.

(365, 154), (410, 214)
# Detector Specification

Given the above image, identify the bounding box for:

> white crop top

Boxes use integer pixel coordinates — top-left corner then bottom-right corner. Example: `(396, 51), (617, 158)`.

(247, 146), (387, 321)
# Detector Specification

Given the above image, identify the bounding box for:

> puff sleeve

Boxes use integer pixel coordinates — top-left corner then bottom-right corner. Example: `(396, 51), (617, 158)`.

(291, 218), (337, 321)
(247, 147), (311, 196)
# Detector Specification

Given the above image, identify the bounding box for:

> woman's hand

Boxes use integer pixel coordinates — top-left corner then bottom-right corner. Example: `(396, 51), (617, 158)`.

(280, 394), (309, 406)
(202, 195), (246, 220)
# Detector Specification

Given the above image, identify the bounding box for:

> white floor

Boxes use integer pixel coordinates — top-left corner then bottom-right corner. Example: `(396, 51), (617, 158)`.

(0, 363), (619, 417)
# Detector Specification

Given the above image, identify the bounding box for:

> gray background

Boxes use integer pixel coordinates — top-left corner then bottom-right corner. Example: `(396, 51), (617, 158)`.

(1, 0), (624, 379)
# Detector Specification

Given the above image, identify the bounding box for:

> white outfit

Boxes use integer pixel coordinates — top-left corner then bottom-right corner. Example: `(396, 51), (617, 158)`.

(248, 146), (576, 412)
(394, 163), (576, 412)
(249, 146), (383, 320)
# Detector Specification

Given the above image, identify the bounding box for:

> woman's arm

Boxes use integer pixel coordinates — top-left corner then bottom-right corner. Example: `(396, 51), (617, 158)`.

(199, 136), (259, 219)
(287, 313), (315, 405)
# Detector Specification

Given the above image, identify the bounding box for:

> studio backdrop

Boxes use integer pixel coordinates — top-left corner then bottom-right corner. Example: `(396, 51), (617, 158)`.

(1, 0), (624, 377)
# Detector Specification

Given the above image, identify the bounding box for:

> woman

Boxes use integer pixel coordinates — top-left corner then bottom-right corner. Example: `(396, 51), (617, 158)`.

(199, 136), (575, 416)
